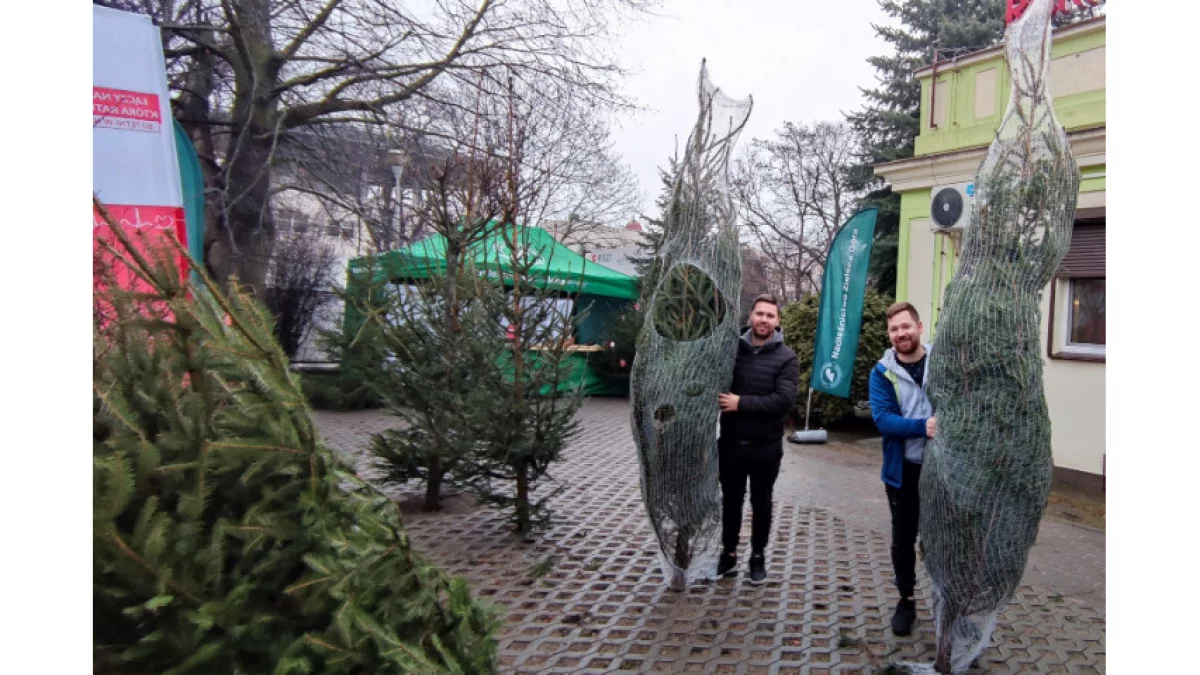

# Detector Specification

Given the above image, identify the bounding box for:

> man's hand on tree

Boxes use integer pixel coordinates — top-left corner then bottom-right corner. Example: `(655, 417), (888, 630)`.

(718, 393), (740, 412)
(926, 416), (937, 438)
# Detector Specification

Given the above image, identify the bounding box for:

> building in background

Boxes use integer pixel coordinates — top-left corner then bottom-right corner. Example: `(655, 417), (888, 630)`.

(873, 16), (1105, 488)
(547, 219), (648, 277)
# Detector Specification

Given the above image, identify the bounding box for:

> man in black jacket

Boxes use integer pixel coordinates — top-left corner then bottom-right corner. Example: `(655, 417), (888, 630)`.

(716, 293), (801, 584)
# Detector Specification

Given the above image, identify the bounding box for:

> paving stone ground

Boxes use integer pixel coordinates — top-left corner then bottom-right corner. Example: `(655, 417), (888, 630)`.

(313, 398), (1105, 674)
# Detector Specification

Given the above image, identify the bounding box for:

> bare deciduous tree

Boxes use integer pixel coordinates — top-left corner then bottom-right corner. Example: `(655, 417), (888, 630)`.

(105, 0), (654, 297)
(442, 69), (644, 244)
(732, 121), (861, 302)
(739, 246), (778, 319)
(263, 212), (340, 359)
(272, 124), (395, 251)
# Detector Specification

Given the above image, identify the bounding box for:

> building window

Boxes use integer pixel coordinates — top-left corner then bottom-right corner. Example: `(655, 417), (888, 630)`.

(1067, 278), (1105, 346)
(1049, 218), (1105, 361)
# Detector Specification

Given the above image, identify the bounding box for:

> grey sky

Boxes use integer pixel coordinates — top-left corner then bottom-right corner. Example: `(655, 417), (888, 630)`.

(610, 0), (893, 218)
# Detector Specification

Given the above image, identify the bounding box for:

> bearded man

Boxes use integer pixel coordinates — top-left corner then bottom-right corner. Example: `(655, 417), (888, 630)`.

(868, 301), (937, 636)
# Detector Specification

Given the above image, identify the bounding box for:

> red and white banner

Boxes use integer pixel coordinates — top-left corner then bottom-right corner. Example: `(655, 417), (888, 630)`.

(93, 87), (163, 132)
(93, 6), (187, 290)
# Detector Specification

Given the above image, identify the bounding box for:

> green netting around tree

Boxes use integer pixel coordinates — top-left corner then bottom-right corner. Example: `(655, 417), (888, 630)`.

(903, 1), (1082, 672)
(629, 61), (752, 589)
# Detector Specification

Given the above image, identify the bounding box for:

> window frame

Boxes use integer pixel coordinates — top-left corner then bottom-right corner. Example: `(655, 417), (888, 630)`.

(1047, 218), (1105, 362)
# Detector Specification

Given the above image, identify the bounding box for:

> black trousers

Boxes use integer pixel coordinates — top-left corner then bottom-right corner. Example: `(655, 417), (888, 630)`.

(719, 440), (783, 556)
(885, 460), (922, 598)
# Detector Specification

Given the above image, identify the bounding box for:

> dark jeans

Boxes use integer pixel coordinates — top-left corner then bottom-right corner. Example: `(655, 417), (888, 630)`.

(719, 440), (783, 556)
(885, 460), (923, 598)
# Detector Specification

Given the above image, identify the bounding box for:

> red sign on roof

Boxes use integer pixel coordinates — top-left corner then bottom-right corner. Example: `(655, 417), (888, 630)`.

(1006, 0), (1101, 24)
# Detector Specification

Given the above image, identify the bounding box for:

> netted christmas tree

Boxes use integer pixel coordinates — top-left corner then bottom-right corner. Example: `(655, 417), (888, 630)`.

(93, 202), (499, 674)
(630, 60), (752, 589)
(911, 1), (1082, 672)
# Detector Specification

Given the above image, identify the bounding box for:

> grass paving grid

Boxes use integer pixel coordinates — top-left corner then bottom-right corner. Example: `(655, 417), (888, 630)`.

(314, 399), (1104, 673)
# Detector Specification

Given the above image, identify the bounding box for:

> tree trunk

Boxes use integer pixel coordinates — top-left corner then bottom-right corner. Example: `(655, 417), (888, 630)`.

(672, 524), (691, 569)
(515, 459), (530, 534)
(208, 129), (277, 298)
(174, 25), (222, 273)
(935, 618), (953, 673)
(425, 455), (444, 512)
(795, 220), (807, 301)
(206, 0), (279, 299)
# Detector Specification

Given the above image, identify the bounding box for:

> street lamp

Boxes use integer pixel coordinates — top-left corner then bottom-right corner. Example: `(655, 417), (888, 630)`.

(387, 149), (405, 246)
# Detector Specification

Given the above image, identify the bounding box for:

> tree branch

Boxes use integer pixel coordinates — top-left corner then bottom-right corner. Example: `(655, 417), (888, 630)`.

(279, 0), (345, 62)
(282, 0), (493, 129)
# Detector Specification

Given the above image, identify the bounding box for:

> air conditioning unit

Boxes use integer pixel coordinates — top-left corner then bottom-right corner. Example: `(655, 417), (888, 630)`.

(929, 182), (974, 232)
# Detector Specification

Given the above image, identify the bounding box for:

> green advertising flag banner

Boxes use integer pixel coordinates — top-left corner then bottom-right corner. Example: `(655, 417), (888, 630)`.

(810, 208), (878, 398)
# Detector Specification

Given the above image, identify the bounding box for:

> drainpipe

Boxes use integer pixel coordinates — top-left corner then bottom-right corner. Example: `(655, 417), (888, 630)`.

(929, 48), (940, 129)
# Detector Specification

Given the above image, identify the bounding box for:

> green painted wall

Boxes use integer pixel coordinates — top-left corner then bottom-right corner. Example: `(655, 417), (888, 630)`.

(915, 26), (1105, 157)
(896, 187), (958, 334)
(893, 22), (1104, 323)
(895, 188), (932, 303)
(1081, 164), (1106, 193)
(931, 234), (956, 332)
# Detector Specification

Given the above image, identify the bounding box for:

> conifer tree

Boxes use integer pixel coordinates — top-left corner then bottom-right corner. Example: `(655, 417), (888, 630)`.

(846, 0), (1102, 295)
(93, 201), (499, 674)
(360, 72), (595, 535)
(461, 223), (584, 535)
(355, 164), (510, 513)
(631, 155), (682, 299)
(461, 81), (588, 536)
(353, 136), (583, 535)
(357, 249), (511, 512)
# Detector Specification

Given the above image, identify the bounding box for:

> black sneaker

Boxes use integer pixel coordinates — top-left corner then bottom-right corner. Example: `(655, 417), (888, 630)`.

(748, 553), (767, 586)
(891, 598), (916, 636)
(716, 552), (737, 578)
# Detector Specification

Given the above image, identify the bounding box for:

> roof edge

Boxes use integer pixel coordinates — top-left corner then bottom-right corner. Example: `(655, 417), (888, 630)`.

(913, 14), (1105, 79)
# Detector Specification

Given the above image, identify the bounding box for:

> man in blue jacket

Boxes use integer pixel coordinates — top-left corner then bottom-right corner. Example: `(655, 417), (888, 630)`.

(868, 301), (936, 636)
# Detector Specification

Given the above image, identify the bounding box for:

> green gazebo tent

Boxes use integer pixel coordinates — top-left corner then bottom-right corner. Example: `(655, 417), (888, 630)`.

(345, 223), (638, 395)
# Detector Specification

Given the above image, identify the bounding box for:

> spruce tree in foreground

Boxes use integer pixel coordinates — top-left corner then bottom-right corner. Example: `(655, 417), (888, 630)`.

(92, 202), (499, 674)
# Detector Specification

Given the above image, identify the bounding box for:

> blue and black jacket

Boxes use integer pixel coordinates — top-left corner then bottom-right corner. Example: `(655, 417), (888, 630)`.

(868, 345), (934, 489)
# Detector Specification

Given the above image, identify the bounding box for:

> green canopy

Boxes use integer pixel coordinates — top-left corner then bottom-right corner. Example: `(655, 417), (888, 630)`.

(344, 223), (637, 396)
(350, 223), (638, 300)
(172, 118), (206, 266)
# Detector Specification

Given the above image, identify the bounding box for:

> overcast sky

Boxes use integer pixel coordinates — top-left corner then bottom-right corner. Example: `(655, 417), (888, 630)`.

(609, 0), (894, 219)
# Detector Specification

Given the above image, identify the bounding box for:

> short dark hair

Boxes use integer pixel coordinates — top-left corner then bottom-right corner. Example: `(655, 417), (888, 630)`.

(885, 301), (920, 324)
(750, 293), (780, 314)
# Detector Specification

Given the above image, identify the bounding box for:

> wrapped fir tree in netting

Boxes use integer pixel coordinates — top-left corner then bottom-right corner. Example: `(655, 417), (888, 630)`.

(914, 1), (1081, 672)
(92, 204), (499, 674)
(630, 61), (752, 589)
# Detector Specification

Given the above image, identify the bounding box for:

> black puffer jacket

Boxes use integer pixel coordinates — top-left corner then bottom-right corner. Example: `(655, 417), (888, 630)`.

(719, 328), (801, 448)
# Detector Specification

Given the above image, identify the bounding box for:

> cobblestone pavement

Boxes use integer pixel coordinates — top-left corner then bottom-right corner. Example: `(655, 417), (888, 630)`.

(314, 399), (1105, 674)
